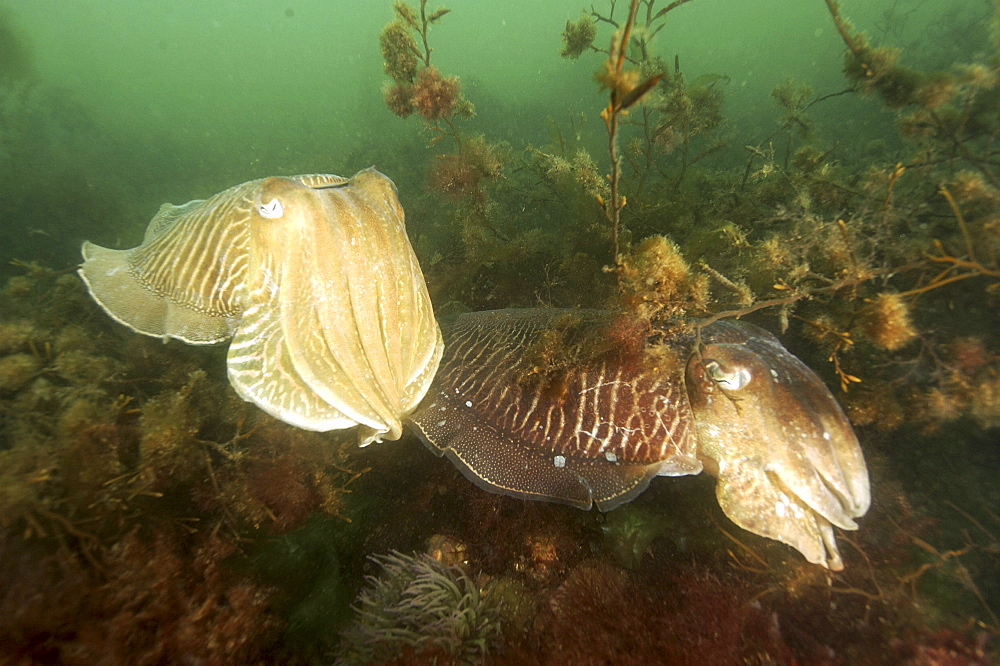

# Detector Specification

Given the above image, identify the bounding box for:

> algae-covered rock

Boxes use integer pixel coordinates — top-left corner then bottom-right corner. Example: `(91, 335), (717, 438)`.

(0, 353), (40, 394)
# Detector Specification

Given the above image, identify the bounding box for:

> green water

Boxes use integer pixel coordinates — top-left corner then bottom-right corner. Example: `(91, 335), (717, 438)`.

(1, 0), (975, 267)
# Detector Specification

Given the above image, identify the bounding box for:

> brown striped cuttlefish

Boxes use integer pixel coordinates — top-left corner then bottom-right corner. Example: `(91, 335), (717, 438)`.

(407, 309), (870, 570)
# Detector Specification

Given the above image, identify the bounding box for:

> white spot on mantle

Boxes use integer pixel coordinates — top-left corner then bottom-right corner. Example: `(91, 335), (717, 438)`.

(464, 400), (473, 408)
(605, 451), (618, 463)
(553, 455), (566, 468)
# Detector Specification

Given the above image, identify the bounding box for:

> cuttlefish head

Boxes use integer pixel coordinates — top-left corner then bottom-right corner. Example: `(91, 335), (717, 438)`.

(685, 321), (870, 570)
(250, 177), (329, 255)
(232, 170), (442, 445)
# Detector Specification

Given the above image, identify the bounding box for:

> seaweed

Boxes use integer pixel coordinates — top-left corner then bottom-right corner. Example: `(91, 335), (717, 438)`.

(0, 525), (282, 664)
(0, 267), (367, 661)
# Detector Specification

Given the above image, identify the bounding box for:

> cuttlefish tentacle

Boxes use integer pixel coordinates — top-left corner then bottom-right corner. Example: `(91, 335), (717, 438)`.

(80, 169), (442, 446)
(686, 321), (870, 570)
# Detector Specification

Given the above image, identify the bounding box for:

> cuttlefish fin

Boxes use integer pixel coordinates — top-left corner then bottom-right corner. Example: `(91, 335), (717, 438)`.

(78, 175), (353, 346)
(406, 308), (700, 511)
(77, 179), (264, 344)
(79, 241), (238, 344)
(407, 389), (669, 511)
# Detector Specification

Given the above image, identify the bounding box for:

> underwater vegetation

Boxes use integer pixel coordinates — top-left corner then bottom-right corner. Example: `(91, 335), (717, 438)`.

(0, 264), (366, 661)
(0, 0), (997, 662)
(373, 0), (997, 659)
(408, 0), (999, 438)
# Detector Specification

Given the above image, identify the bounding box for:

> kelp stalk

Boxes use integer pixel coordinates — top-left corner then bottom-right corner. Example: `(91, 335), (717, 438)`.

(599, 0), (643, 284)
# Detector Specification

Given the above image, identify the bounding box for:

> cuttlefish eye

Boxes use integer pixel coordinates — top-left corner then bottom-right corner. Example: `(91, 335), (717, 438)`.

(704, 360), (751, 390)
(258, 198), (284, 219)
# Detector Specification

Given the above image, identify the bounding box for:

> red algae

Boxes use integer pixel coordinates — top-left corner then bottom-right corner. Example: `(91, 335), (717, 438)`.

(69, 529), (280, 665)
(0, 527), (281, 665)
(411, 66), (461, 122)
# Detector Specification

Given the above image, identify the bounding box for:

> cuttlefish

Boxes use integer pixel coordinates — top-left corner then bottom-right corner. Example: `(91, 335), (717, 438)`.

(407, 309), (870, 570)
(79, 169), (443, 445)
(79, 173), (869, 569)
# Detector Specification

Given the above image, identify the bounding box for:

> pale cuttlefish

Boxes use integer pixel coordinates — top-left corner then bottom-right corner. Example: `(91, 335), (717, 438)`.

(79, 169), (443, 446)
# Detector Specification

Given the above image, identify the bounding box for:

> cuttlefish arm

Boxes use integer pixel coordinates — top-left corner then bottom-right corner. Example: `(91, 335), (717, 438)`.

(686, 321), (870, 570)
